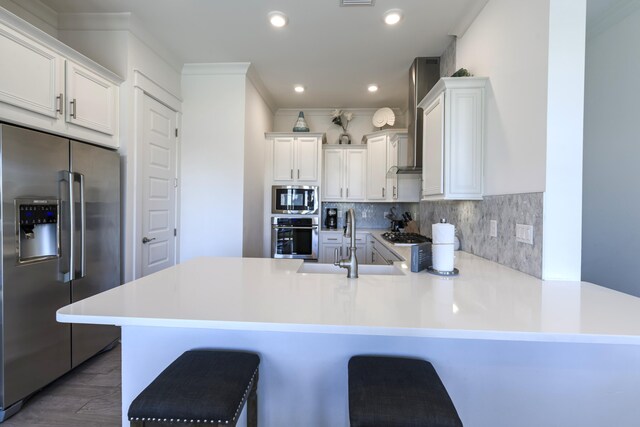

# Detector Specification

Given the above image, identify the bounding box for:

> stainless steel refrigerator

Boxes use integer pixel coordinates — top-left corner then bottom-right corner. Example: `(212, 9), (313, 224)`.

(0, 124), (120, 420)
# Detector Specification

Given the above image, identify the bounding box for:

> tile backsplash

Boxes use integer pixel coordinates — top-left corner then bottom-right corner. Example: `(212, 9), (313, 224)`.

(321, 202), (419, 230)
(420, 193), (543, 278)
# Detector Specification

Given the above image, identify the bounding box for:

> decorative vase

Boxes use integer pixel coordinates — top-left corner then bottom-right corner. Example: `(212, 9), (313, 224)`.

(339, 133), (351, 145)
(292, 111), (309, 132)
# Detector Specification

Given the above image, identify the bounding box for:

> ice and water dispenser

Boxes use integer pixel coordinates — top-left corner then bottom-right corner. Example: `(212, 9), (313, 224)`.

(16, 199), (60, 263)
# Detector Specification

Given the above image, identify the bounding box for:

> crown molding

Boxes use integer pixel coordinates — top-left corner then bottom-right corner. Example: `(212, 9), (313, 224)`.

(246, 65), (277, 115)
(0, 0), (58, 36)
(182, 62), (251, 76)
(274, 108), (404, 117)
(587, 0), (640, 41)
(0, 7), (122, 83)
(57, 12), (182, 74)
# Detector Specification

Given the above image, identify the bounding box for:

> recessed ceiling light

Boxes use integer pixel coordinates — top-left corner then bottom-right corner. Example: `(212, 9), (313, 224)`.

(383, 9), (403, 25)
(268, 11), (288, 28)
(368, 84), (379, 92)
(294, 85), (305, 93)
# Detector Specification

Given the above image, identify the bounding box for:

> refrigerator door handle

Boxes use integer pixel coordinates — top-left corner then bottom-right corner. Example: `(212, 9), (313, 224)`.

(73, 172), (86, 279)
(58, 170), (73, 283)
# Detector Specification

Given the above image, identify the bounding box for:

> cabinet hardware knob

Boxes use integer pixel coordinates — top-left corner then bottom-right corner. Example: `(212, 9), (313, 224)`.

(297, 169), (300, 179)
(290, 169), (293, 179)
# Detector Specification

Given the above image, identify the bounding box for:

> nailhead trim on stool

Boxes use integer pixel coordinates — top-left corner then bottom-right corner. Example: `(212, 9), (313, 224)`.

(128, 350), (259, 426)
(348, 355), (463, 427)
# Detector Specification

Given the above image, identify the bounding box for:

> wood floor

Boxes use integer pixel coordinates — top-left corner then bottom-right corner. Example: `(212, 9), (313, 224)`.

(3, 343), (121, 426)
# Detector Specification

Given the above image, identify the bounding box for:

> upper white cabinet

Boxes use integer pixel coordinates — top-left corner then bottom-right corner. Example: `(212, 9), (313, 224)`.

(366, 134), (387, 200)
(0, 24), (63, 119)
(322, 147), (366, 201)
(0, 10), (122, 148)
(362, 129), (420, 202)
(266, 133), (323, 184)
(65, 60), (117, 135)
(418, 77), (487, 201)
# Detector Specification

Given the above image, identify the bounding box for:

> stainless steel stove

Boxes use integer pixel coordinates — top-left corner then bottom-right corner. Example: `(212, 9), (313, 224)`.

(381, 232), (431, 246)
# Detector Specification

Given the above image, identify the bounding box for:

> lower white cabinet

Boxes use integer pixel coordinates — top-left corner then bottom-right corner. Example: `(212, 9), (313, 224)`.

(319, 231), (369, 264)
(319, 232), (344, 263)
(319, 232), (400, 265)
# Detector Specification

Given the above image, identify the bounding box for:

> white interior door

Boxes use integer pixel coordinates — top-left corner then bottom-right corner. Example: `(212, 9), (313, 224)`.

(141, 95), (177, 276)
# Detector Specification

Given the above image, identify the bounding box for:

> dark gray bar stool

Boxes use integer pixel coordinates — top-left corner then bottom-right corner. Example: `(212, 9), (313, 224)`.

(348, 355), (462, 427)
(128, 350), (259, 427)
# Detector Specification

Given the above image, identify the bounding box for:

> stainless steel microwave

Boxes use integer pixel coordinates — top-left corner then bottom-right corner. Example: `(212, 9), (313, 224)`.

(271, 185), (318, 215)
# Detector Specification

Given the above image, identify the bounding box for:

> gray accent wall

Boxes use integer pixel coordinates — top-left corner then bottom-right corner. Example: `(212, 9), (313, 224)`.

(582, 3), (640, 296)
(440, 37), (457, 77)
(420, 193), (543, 278)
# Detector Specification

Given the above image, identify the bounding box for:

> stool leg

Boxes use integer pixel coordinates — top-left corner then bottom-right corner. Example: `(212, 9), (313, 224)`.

(247, 371), (259, 427)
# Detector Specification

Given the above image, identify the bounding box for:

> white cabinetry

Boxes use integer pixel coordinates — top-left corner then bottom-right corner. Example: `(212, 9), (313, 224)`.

(366, 135), (387, 200)
(320, 232), (344, 264)
(267, 133), (322, 184)
(363, 129), (420, 202)
(319, 231), (369, 264)
(0, 11), (122, 148)
(65, 60), (117, 135)
(0, 23), (63, 119)
(418, 77), (487, 201)
(322, 147), (366, 201)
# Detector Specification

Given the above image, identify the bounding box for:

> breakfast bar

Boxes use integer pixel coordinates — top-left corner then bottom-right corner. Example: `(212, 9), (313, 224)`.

(57, 252), (640, 426)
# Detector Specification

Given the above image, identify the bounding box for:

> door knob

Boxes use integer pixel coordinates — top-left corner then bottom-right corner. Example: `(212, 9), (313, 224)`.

(142, 237), (156, 244)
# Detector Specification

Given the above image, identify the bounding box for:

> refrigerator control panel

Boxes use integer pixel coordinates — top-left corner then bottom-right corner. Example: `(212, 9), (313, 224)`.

(15, 199), (60, 264)
(19, 204), (58, 225)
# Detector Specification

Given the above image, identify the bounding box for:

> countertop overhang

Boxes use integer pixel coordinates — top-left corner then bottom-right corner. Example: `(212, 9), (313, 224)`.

(57, 248), (640, 345)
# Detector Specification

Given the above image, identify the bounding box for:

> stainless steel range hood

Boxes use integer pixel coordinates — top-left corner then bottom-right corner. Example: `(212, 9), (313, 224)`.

(391, 57), (440, 176)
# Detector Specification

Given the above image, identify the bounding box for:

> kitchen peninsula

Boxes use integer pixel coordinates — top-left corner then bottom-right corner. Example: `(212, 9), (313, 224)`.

(57, 248), (640, 427)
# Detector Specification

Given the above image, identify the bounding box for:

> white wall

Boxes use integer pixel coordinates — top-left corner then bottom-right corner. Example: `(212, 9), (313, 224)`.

(243, 78), (273, 258)
(582, 3), (640, 295)
(180, 66), (247, 260)
(456, 0), (550, 196)
(541, 0), (586, 281)
(274, 109), (406, 146)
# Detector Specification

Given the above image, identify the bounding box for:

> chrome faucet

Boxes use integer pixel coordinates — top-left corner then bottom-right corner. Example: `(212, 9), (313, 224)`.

(334, 208), (358, 278)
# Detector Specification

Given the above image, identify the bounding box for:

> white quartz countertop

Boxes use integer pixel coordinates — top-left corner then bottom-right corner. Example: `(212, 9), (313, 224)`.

(57, 247), (640, 344)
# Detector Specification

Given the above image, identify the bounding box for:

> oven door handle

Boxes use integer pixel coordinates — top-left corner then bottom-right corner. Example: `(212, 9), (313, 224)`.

(272, 226), (318, 230)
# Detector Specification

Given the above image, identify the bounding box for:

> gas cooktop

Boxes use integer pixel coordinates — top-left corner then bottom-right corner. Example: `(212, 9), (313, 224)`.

(381, 232), (431, 246)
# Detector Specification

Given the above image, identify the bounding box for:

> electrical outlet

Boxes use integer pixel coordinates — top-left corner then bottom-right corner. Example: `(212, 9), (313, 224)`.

(489, 220), (497, 237)
(362, 211), (367, 218)
(337, 210), (342, 219)
(516, 224), (534, 245)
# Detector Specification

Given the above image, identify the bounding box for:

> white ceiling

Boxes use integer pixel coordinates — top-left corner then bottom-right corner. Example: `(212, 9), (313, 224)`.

(40, 0), (488, 109)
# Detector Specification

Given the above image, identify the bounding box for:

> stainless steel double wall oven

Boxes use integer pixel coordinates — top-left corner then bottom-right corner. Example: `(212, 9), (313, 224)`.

(271, 186), (319, 260)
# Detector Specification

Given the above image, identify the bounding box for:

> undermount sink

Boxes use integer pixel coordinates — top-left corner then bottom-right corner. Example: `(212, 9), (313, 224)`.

(297, 263), (405, 276)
